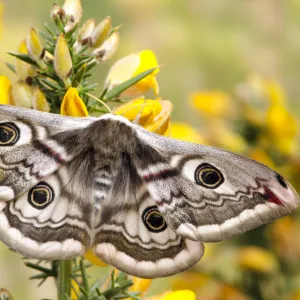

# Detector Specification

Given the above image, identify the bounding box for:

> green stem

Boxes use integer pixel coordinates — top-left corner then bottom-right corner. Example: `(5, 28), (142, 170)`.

(57, 260), (72, 300)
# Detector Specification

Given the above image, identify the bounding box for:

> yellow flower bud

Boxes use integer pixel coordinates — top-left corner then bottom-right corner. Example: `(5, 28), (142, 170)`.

(114, 99), (172, 136)
(16, 40), (36, 82)
(78, 19), (96, 45)
(60, 87), (88, 117)
(92, 31), (119, 62)
(54, 34), (73, 84)
(26, 28), (45, 66)
(33, 89), (50, 112)
(84, 249), (107, 267)
(50, 3), (65, 21)
(91, 16), (111, 48)
(63, 0), (83, 32)
(11, 81), (34, 108)
(105, 49), (159, 97)
(0, 76), (12, 105)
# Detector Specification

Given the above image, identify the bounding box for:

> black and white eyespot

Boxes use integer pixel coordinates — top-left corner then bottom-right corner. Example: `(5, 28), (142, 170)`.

(142, 206), (167, 233)
(195, 163), (224, 189)
(0, 122), (20, 146)
(275, 172), (288, 189)
(28, 182), (54, 210)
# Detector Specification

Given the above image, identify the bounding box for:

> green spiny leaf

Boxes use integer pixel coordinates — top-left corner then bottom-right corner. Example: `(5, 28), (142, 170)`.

(72, 63), (87, 87)
(103, 67), (157, 101)
(5, 62), (16, 74)
(8, 52), (39, 68)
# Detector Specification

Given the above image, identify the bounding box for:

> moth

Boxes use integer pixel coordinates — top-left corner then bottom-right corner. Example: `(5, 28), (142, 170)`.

(0, 104), (298, 278)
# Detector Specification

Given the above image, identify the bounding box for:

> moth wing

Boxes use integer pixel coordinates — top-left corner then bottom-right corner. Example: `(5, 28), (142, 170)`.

(92, 153), (204, 278)
(0, 105), (94, 201)
(0, 151), (95, 259)
(134, 127), (300, 242)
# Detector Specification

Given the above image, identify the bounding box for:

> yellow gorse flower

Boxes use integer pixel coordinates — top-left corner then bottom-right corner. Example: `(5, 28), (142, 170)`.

(147, 290), (196, 300)
(105, 50), (160, 97)
(0, 76), (11, 105)
(171, 122), (206, 144)
(129, 277), (152, 298)
(190, 90), (233, 117)
(238, 246), (278, 274)
(84, 249), (107, 267)
(60, 87), (88, 116)
(113, 98), (172, 135)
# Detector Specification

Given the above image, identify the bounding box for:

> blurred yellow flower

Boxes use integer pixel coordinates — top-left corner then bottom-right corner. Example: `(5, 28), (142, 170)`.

(190, 90), (233, 118)
(218, 285), (250, 300)
(84, 249), (107, 267)
(71, 278), (80, 300)
(105, 49), (159, 97)
(0, 76), (12, 105)
(248, 148), (275, 169)
(238, 246), (278, 274)
(263, 79), (287, 106)
(266, 102), (297, 155)
(114, 98), (172, 135)
(269, 216), (300, 262)
(129, 277), (152, 297)
(147, 290), (196, 300)
(60, 87), (88, 116)
(208, 121), (248, 153)
(171, 122), (206, 144)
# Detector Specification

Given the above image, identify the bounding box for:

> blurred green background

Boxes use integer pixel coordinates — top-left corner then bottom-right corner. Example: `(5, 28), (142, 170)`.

(0, 1), (300, 299)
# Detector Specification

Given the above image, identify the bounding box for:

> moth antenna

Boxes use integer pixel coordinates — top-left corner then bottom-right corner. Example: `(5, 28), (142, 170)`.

(85, 93), (112, 114)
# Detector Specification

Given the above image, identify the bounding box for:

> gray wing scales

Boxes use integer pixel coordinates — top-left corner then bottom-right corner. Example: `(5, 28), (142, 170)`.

(92, 153), (204, 278)
(0, 150), (95, 259)
(0, 105), (94, 201)
(134, 127), (300, 242)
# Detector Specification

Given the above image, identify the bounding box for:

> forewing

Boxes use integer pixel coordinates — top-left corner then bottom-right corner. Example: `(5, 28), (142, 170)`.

(134, 128), (300, 242)
(92, 153), (204, 278)
(0, 105), (93, 201)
